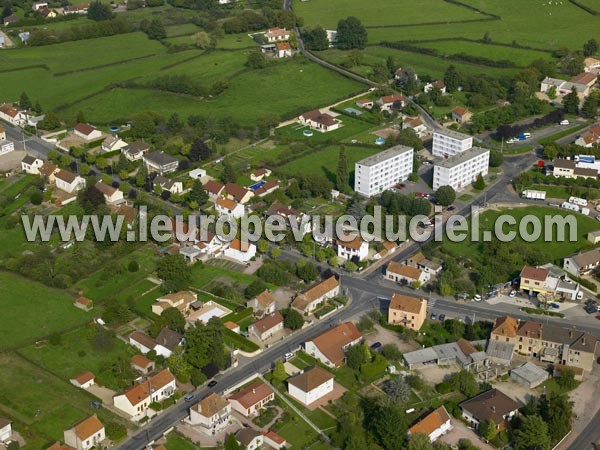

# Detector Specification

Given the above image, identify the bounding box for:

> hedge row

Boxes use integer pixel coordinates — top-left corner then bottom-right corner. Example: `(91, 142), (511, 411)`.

(54, 53), (159, 77)
(568, 0), (599, 15)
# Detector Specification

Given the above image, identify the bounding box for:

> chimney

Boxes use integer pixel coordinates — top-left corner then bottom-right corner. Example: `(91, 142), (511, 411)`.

(492, 405), (496, 412)
(582, 337), (586, 346)
(252, 388), (256, 394)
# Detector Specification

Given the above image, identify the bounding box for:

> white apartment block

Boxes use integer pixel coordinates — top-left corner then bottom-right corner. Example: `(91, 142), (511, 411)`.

(433, 147), (489, 191)
(354, 145), (413, 197)
(432, 130), (473, 158)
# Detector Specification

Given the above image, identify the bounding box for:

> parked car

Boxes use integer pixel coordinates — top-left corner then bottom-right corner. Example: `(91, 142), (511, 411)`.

(549, 302), (560, 309)
(446, 205), (456, 211)
(585, 305), (596, 314)
(395, 183), (405, 190)
(548, 202), (560, 207)
(284, 352), (295, 361)
(506, 138), (516, 144)
(473, 294), (482, 302)
(370, 342), (382, 350)
(560, 119), (570, 125)
(595, 215), (600, 222)
(423, 160), (432, 166)
(430, 313), (437, 320)
(184, 394), (195, 402)
(208, 380), (218, 387)
(509, 290), (517, 298)
(438, 314), (446, 321)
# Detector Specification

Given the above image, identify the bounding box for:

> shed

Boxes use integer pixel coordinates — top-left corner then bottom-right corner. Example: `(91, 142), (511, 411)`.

(588, 230), (600, 244)
(510, 362), (549, 388)
(403, 347), (438, 369)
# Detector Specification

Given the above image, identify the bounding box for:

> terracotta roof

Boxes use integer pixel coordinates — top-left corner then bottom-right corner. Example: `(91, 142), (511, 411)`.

(55, 169), (78, 184)
(225, 183), (252, 202)
(382, 241), (396, 251)
(225, 321), (240, 330)
(570, 72), (598, 85)
(229, 381), (274, 409)
(0, 104), (21, 117)
(131, 354), (153, 369)
(409, 406), (451, 436)
(254, 179), (279, 196)
(267, 200), (299, 217)
(584, 57), (600, 67)
(115, 204), (136, 224)
(47, 443), (74, 450)
(75, 296), (93, 307)
(229, 238), (252, 252)
(301, 109), (339, 126)
(389, 293), (426, 315)
(307, 322), (362, 366)
(216, 196), (237, 210)
(411, 252), (426, 263)
(252, 311), (283, 334)
(204, 180), (224, 195)
(71, 415), (104, 441)
(252, 168), (270, 177)
(292, 275), (339, 310)
(337, 235), (365, 250)
(460, 389), (520, 424)
(265, 27), (289, 38)
(287, 366), (334, 392)
(456, 338), (478, 356)
(432, 80), (446, 89)
(120, 369), (175, 406)
(452, 106), (470, 116)
(74, 123), (97, 136)
(94, 182), (116, 196)
(129, 331), (156, 349)
(491, 316), (519, 338)
(387, 261), (423, 280)
(276, 41), (291, 51)
(254, 290), (275, 308)
(263, 430), (286, 445)
(72, 371), (94, 385)
(39, 161), (57, 176)
(195, 392), (229, 418)
(379, 94), (405, 104)
(519, 265), (549, 281)
(404, 117), (424, 128)
(516, 321), (542, 339)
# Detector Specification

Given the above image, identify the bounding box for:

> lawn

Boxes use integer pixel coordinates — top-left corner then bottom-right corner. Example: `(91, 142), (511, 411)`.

(190, 263), (258, 291)
(165, 432), (208, 450)
(275, 115), (374, 143)
(18, 326), (135, 390)
(272, 406), (322, 449)
(223, 328), (259, 352)
(0, 272), (93, 350)
(442, 206), (600, 263)
(530, 184), (600, 200)
(60, 57), (364, 125)
(0, 353), (124, 445)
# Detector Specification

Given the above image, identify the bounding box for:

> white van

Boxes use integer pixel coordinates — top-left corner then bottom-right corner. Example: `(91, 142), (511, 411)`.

(523, 132), (531, 138)
(560, 119), (569, 125)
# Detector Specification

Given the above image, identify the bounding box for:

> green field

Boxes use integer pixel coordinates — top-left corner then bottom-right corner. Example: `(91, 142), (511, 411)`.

(0, 272), (92, 350)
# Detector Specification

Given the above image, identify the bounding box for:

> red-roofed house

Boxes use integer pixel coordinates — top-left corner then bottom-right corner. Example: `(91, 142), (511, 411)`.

(0, 104), (26, 126)
(74, 297), (93, 311)
(223, 238), (256, 263)
(215, 196), (245, 219)
(113, 369), (176, 417)
(304, 322), (362, 368)
(299, 109), (341, 132)
(73, 123), (102, 141)
(70, 371), (95, 389)
(249, 311), (284, 341)
(263, 430), (287, 449)
(264, 27), (290, 42)
(336, 235), (369, 261)
(376, 94), (405, 112)
(64, 415), (105, 450)
(408, 406), (452, 442)
(452, 107), (473, 124)
(275, 41), (292, 58)
(228, 381), (274, 417)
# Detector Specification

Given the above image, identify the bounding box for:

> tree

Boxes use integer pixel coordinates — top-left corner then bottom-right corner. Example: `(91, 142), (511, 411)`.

(555, 367), (578, 391)
(435, 185), (456, 207)
(246, 50), (267, 69)
(583, 38), (598, 57)
(157, 254), (192, 292)
(142, 19), (166, 40)
(336, 146), (349, 193)
(224, 433), (240, 450)
(159, 307), (186, 333)
(346, 343), (369, 370)
(336, 16), (367, 50)
(80, 185), (105, 214)
(296, 262), (318, 282)
(283, 308), (304, 330)
(304, 26), (329, 51)
(407, 433), (434, 450)
(478, 419), (497, 441)
(187, 179), (208, 207)
(30, 191), (43, 205)
(489, 150), (504, 167)
(221, 159), (237, 183)
(194, 31), (211, 49)
(168, 347), (192, 383)
(135, 163), (148, 188)
(189, 138), (212, 161)
(444, 65), (460, 92)
(19, 91), (31, 110)
(474, 173), (486, 190)
(1, 6), (13, 19)
(581, 92), (599, 119)
(395, 128), (424, 151)
(167, 112), (183, 133)
(272, 359), (287, 382)
(39, 112), (61, 130)
(381, 377), (411, 402)
(539, 392), (574, 443)
(562, 86), (580, 115)
(449, 370), (479, 397)
(380, 343), (402, 360)
(87, 1), (113, 21)
(371, 403), (408, 450)
(244, 279), (267, 298)
(513, 414), (550, 450)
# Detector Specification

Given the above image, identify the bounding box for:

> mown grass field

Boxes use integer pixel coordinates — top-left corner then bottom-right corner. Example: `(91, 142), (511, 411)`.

(0, 272), (92, 350)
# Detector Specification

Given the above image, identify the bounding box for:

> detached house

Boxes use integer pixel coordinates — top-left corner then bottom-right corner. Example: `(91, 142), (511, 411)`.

(21, 155), (44, 174)
(129, 331), (157, 354)
(95, 182), (124, 205)
(64, 416), (105, 450)
(388, 294), (427, 331)
(152, 290), (197, 316)
(228, 380), (274, 417)
(154, 328), (184, 358)
(275, 42), (293, 58)
(204, 180), (225, 201)
(143, 151), (178, 175)
(376, 94), (406, 112)
(287, 366), (334, 406)
(215, 196), (245, 219)
(70, 371), (95, 389)
(451, 107), (472, 124)
(563, 248), (600, 277)
(0, 104), (26, 126)
(131, 354), (155, 375)
(224, 182), (254, 204)
(188, 392), (231, 433)
(386, 261), (430, 285)
(304, 321), (362, 368)
(122, 141), (149, 161)
(250, 167), (271, 181)
(291, 275), (340, 314)
(73, 123), (102, 141)
(101, 135), (127, 153)
(246, 290), (276, 317)
(235, 429), (263, 450)
(299, 109), (341, 132)
(402, 117), (427, 137)
(223, 238), (256, 263)
(264, 27), (290, 42)
(408, 406), (452, 442)
(266, 200), (311, 235)
(153, 175), (184, 195)
(113, 369), (177, 417)
(55, 169), (85, 193)
(460, 389), (520, 430)
(0, 128), (14, 155)
(63, 4), (89, 14)
(336, 235), (369, 261)
(423, 80), (446, 93)
(39, 161), (59, 182)
(249, 311), (284, 341)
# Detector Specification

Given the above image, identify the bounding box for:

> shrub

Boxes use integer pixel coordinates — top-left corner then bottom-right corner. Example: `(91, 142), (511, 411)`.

(127, 260), (139, 272)
(30, 191), (43, 205)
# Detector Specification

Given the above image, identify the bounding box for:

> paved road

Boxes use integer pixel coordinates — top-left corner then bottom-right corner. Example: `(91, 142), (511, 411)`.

(2, 123), (55, 160)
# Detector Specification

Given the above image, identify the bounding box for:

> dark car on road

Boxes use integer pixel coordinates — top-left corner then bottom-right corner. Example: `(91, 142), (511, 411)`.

(208, 380), (218, 387)
(370, 342), (382, 350)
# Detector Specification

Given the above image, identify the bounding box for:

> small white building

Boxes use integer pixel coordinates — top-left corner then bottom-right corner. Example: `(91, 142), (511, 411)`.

(95, 182), (124, 205)
(21, 155), (44, 174)
(73, 123), (102, 141)
(101, 135), (128, 153)
(354, 145), (414, 197)
(386, 261), (431, 285)
(408, 406), (452, 442)
(189, 168), (207, 179)
(64, 415), (105, 450)
(0, 139), (14, 156)
(223, 238), (256, 263)
(69, 371), (95, 389)
(432, 147), (490, 191)
(287, 366), (334, 406)
(215, 196), (245, 219)
(113, 369), (176, 417)
(0, 417), (12, 442)
(55, 169), (86, 194)
(336, 235), (369, 261)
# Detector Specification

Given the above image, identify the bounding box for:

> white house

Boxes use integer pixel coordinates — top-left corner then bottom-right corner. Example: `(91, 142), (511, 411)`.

(188, 393), (232, 433)
(153, 175), (184, 195)
(460, 389), (520, 430)
(32, 2), (48, 10)
(0, 104), (26, 126)
(21, 155), (44, 174)
(287, 366), (334, 406)
(129, 331), (157, 354)
(143, 151), (178, 175)
(204, 180), (225, 201)
(386, 261), (430, 285)
(275, 41), (292, 58)
(248, 311), (284, 341)
(423, 80), (446, 94)
(250, 167), (271, 182)
(563, 248), (600, 277)
(376, 94), (405, 112)
(246, 290), (276, 317)
(228, 381), (274, 417)
(113, 369), (176, 417)
(264, 27), (290, 42)
(223, 238), (256, 263)
(189, 168), (207, 179)
(122, 141), (149, 161)
(299, 110), (341, 132)
(73, 123), (102, 141)
(55, 169), (86, 194)
(402, 117), (428, 137)
(263, 431), (288, 449)
(64, 415), (105, 450)
(304, 322), (362, 368)
(291, 275), (340, 314)
(101, 135), (127, 153)
(0, 138), (14, 156)
(235, 428), (264, 450)
(95, 182), (124, 205)
(336, 235), (369, 261)
(215, 196), (245, 219)
(153, 328), (184, 358)
(0, 417), (12, 442)
(408, 406), (452, 442)
(69, 371), (95, 390)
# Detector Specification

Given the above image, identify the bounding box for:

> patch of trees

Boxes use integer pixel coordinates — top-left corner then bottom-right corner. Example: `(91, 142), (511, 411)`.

(379, 190), (432, 217)
(469, 98), (547, 133)
(336, 16), (367, 50)
(157, 254), (192, 292)
(87, 1), (114, 21)
(303, 26), (329, 51)
(140, 18), (166, 40)
(495, 109), (565, 140)
(287, 173), (333, 200)
(147, 74), (208, 97)
(27, 19), (132, 46)
(222, 9), (298, 34)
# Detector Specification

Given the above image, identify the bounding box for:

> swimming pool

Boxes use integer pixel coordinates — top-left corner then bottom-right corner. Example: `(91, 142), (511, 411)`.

(249, 180), (267, 191)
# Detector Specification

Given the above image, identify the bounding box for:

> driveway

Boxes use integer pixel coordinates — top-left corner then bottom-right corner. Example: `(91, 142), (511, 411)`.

(439, 419), (496, 450)
(363, 324), (420, 354)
